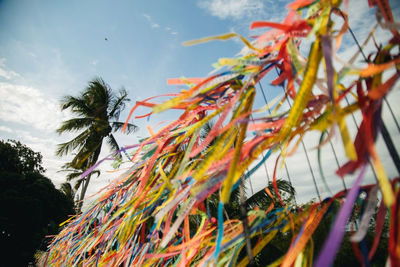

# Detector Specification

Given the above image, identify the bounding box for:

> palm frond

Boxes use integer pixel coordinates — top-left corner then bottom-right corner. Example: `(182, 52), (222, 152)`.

(55, 129), (92, 156)
(57, 118), (93, 134)
(85, 77), (112, 111)
(106, 134), (123, 161)
(60, 161), (79, 170)
(268, 179), (296, 196)
(70, 142), (101, 169)
(58, 162), (86, 181)
(60, 182), (73, 193)
(60, 95), (93, 117)
(106, 134), (120, 152)
(72, 169), (101, 191)
(109, 88), (130, 120)
(200, 121), (215, 140)
(91, 170), (101, 178)
(68, 169), (100, 181)
(111, 121), (138, 134)
(66, 171), (83, 181)
(74, 178), (85, 191)
(60, 159), (91, 172)
(59, 161), (101, 181)
(72, 139), (103, 169)
(246, 190), (271, 209)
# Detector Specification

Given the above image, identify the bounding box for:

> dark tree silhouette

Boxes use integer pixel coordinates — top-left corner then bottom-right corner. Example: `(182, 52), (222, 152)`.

(0, 139), (74, 266)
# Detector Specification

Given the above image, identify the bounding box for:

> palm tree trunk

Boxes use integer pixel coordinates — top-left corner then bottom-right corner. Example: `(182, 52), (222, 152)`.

(76, 173), (91, 212)
(76, 147), (101, 212)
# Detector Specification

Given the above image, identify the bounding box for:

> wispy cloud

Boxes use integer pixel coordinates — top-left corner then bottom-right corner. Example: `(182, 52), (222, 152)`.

(143, 14), (160, 29)
(0, 58), (21, 80)
(0, 125), (13, 133)
(165, 26), (178, 35)
(197, 0), (265, 20)
(144, 14), (178, 34)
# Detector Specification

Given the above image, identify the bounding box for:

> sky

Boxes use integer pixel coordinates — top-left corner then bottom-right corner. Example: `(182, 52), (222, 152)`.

(0, 0), (399, 205)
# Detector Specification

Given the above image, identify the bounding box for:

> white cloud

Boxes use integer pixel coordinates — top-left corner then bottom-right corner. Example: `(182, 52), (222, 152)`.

(0, 125), (13, 133)
(143, 13), (178, 35)
(0, 58), (21, 80)
(0, 82), (67, 133)
(0, 68), (20, 80)
(143, 14), (160, 29)
(198, 0), (264, 20)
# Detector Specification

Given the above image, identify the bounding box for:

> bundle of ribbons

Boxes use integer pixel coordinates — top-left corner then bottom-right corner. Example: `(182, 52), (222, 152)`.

(44, 0), (400, 266)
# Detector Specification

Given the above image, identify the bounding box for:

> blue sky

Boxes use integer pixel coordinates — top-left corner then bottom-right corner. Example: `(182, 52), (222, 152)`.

(1, 0), (399, 204)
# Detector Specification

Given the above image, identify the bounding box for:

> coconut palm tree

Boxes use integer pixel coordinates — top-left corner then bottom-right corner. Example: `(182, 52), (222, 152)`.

(56, 77), (137, 210)
(205, 179), (295, 219)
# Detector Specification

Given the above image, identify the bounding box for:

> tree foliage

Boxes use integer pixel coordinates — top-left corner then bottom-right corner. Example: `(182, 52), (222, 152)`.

(312, 200), (389, 266)
(205, 179), (296, 221)
(0, 139), (45, 175)
(60, 182), (76, 203)
(0, 139), (74, 266)
(253, 199), (389, 266)
(56, 77), (137, 209)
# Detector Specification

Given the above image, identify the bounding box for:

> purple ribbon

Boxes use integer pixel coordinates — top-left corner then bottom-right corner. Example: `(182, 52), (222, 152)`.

(321, 35), (334, 100)
(81, 143), (144, 178)
(314, 165), (366, 267)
